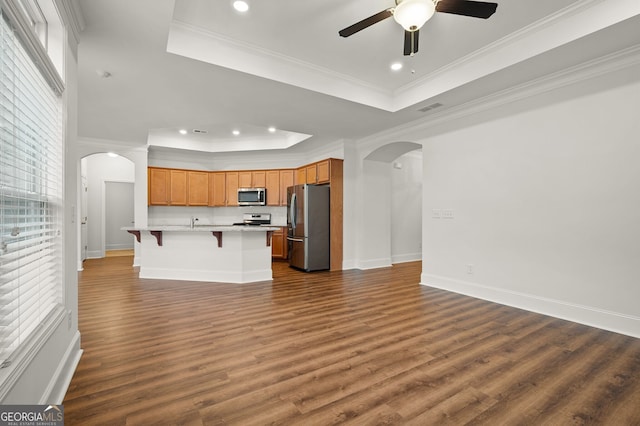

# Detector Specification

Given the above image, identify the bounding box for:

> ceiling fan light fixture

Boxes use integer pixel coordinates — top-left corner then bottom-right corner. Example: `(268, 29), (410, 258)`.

(393, 0), (435, 31)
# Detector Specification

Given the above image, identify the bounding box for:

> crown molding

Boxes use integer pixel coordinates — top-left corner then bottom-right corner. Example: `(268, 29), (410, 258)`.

(167, 20), (395, 111)
(55, 0), (84, 46)
(392, 0), (640, 110)
(361, 44), (640, 148)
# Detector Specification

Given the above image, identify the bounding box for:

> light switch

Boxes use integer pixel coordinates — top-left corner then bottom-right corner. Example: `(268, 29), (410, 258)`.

(432, 209), (441, 219)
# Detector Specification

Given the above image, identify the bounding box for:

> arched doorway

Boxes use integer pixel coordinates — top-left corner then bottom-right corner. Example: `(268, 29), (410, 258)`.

(357, 141), (422, 269)
(79, 153), (135, 265)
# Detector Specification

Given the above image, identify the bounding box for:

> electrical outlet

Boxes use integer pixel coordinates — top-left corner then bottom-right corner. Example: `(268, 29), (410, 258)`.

(466, 264), (474, 274)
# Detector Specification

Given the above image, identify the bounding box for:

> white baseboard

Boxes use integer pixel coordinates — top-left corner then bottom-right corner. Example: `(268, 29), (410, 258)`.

(42, 331), (83, 404)
(106, 244), (134, 250)
(421, 273), (640, 339)
(357, 257), (392, 270)
(391, 252), (421, 264)
(139, 267), (273, 284)
(86, 250), (102, 259)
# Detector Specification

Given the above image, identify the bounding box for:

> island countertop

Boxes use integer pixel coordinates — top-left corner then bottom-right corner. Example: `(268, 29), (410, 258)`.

(122, 225), (281, 232)
(122, 225), (281, 283)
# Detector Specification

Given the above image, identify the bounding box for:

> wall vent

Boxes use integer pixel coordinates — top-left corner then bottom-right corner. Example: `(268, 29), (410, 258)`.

(418, 102), (443, 112)
(192, 129), (208, 134)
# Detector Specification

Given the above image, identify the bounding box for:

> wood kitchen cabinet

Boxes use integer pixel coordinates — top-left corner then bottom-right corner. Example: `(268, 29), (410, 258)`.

(187, 171), (209, 206)
(169, 170), (187, 205)
(278, 169), (294, 205)
(295, 167), (306, 185)
(265, 170), (280, 206)
(271, 227), (288, 260)
(225, 172), (239, 206)
(305, 164), (317, 184)
(208, 172), (226, 206)
(148, 167), (188, 206)
(239, 170), (266, 188)
(148, 167), (170, 205)
(316, 160), (330, 183)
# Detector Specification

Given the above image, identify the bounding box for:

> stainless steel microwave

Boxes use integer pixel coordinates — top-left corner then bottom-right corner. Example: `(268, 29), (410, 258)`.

(237, 188), (266, 206)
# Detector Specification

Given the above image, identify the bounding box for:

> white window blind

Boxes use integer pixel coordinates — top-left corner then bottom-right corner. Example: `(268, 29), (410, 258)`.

(0, 9), (63, 369)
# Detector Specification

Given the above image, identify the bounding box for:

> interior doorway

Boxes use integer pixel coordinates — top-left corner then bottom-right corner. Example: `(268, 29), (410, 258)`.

(105, 181), (135, 252)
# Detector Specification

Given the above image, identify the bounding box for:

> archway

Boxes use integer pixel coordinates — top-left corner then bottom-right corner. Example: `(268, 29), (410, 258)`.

(358, 141), (422, 269)
(79, 153), (135, 263)
(75, 142), (149, 270)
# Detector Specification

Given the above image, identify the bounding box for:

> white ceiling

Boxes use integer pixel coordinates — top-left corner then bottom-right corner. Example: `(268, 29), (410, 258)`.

(76, 0), (640, 154)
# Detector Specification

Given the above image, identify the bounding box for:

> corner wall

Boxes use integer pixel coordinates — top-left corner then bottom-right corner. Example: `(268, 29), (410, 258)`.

(420, 65), (640, 337)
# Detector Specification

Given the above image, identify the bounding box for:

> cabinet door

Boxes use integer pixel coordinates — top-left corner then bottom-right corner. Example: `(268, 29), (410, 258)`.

(265, 170), (280, 206)
(306, 164), (317, 184)
(278, 169), (294, 206)
(252, 171), (266, 188)
(169, 169), (187, 205)
(316, 160), (330, 183)
(295, 167), (306, 185)
(209, 172), (226, 206)
(187, 171), (209, 206)
(226, 172), (239, 206)
(238, 171), (252, 188)
(148, 167), (169, 205)
(271, 227), (286, 259)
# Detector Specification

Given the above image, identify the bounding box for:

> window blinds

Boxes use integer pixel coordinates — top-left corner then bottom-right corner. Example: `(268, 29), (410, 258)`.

(0, 11), (63, 367)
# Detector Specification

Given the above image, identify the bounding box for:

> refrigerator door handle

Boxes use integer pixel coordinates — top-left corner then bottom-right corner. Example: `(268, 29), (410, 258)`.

(290, 192), (297, 231)
(286, 236), (304, 242)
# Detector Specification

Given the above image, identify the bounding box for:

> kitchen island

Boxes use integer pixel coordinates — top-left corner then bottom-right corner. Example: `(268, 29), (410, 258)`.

(124, 225), (280, 283)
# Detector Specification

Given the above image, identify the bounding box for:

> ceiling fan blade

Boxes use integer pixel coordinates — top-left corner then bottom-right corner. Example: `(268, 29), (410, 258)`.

(403, 30), (419, 56)
(338, 9), (393, 37)
(435, 0), (498, 19)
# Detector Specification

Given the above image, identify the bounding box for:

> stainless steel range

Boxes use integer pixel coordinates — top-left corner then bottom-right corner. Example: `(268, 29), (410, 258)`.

(233, 213), (271, 226)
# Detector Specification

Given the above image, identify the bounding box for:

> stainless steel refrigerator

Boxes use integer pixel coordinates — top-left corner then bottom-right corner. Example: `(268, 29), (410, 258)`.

(287, 184), (330, 271)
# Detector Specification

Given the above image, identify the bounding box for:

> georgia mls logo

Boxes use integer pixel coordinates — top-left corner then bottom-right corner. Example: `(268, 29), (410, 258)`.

(0, 404), (64, 426)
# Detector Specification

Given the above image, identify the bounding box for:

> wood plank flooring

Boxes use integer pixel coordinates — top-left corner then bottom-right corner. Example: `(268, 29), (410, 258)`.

(63, 257), (640, 425)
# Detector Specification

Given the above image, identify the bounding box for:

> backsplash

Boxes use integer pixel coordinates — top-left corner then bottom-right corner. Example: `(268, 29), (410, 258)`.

(148, 206), (287, 227)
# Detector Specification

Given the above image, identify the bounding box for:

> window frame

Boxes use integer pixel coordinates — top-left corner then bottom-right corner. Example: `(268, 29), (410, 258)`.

(0, 0), (66, 399)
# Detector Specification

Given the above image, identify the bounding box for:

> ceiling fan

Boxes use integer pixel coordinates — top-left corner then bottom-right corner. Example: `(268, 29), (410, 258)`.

(338, 0), (498, 56)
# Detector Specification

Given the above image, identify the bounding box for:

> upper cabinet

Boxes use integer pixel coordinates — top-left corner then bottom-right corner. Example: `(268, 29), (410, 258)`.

(225, 172), (239, 206)
(187, 171), (209, 206)
(296, 159), (333, 185)
(149, 160), (338, 209)
(278, 170), (294, 206)
(265, 170), (280, 206)
(148, 167), (170, 206)
(148, 167), (188, 206)
(239, 170), (266, 188)
(208, 172), (226, 207)
(148, 167), (207, 206)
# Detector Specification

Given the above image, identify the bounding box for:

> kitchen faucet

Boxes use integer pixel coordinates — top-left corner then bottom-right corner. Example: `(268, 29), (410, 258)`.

(190, 217), (199, 229)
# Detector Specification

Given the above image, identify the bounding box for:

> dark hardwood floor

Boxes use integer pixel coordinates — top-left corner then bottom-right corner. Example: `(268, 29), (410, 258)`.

(63, 257), (640, 425)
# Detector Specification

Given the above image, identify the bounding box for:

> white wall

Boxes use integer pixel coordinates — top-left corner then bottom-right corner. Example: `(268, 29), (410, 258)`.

(420, 66), (640, 337)
(84, 154), (135, 258)
(391, 151), (422, 264)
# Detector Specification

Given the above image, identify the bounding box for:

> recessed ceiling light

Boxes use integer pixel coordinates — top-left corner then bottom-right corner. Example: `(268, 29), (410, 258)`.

(268, 126), (276, 133)
(232, 130), (240, 136)
(178, 129), (188, 135)
(390, 62), (403, 71)
(233, 1), (249, 12)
